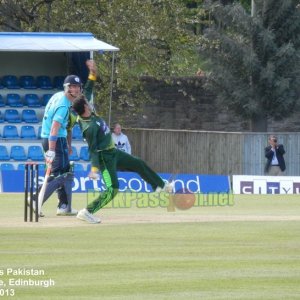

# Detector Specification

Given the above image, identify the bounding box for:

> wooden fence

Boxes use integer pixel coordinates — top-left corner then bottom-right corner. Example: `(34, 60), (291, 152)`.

(125, 129), (299, 176)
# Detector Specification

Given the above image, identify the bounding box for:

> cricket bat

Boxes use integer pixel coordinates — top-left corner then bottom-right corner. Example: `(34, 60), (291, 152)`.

(38, 164), (51, 214)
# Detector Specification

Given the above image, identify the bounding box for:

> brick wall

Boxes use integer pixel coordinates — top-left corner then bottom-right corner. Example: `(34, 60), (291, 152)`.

(113, 76), (300, 132)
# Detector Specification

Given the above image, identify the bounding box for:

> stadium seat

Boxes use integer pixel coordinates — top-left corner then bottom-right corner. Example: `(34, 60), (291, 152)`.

(2, 75), (20, 89)
(42, 94), (53, 106)
(0, 95), (5, 107)
(69, 146), (80, 161)
(0, 145), (10, 160)
(19, 75), (37, 89)
(22, 109), (39, 123)
(74, 163), (84, 172)
(53, 76), (65, 89)
(0, 163), (15, 171)
(10, 145), (27, 160)
(72, 124), (83, 140)
(7, 93), (23, 107)
(28, 145), (44, 161)
(79, 146), (90, 161)
(37, 76), (53, 89)
(4, 109), (21, 123)
(0, 111), (4, 123)
(2, 125), (19, 139)
(37, 126), (42, 139)
(24, 94), (41, 107)
(20, 125), (37, 139)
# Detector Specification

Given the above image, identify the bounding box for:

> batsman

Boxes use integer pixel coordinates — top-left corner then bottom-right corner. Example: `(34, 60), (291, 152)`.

(36, 60), (97, 216)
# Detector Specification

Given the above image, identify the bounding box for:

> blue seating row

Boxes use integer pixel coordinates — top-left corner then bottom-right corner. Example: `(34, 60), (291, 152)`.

(0, 93), (53, 107)
(0, 125), (42, 139)
(0, 145), (89, 161)
(0, 75), (65, 90)
(0, 145), (44, 161)
(0, 162), (89, 172)
(0, 109), (39, 123)
(0, 124), (82, 140)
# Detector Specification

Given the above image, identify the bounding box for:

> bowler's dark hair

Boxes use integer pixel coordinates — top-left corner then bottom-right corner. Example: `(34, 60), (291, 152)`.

(72, 94), (87, 116)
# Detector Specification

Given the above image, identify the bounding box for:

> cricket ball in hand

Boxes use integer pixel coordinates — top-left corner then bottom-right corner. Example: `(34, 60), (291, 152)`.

(173, 188), (195, 210)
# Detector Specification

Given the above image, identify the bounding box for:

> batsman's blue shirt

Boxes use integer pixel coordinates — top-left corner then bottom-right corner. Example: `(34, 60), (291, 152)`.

(41, 91), (71, 138)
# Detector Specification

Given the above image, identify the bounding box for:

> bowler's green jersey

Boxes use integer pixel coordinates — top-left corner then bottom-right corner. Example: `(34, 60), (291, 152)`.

(77, 113), (115, 169)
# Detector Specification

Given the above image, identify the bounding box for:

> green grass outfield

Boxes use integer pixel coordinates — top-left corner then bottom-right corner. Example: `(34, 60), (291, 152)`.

(0, 193), (299, 299)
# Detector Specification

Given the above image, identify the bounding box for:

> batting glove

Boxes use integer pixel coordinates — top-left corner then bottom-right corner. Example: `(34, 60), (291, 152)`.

(45, 150), (55, 164)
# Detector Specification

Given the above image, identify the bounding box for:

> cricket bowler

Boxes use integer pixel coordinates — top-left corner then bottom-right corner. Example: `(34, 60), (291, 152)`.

(72, 95), (173, 224)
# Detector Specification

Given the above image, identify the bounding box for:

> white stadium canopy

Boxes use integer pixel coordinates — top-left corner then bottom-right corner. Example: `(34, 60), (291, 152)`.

(0, 32), (119, 52)
(0, 32), (119, 125)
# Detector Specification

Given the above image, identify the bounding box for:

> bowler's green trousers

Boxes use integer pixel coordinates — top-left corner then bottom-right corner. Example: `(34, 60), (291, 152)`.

(87, 148), (164, 214)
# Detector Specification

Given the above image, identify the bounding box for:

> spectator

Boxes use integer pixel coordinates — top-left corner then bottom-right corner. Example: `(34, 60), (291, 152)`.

(264, 135), (286, 176)
(112, 123), (132, 154)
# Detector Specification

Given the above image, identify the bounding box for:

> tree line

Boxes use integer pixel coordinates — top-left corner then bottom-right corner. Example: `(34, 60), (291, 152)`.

(0, 0), (299, 131)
